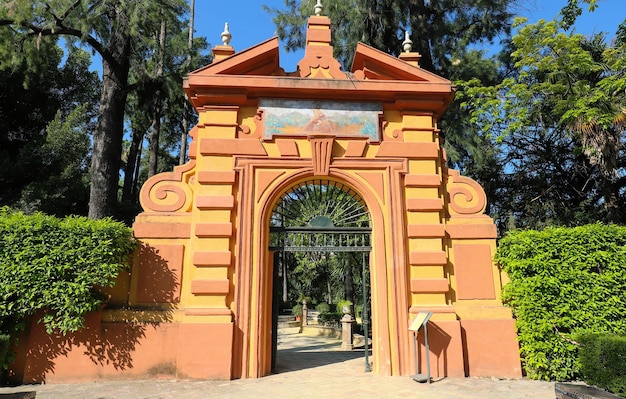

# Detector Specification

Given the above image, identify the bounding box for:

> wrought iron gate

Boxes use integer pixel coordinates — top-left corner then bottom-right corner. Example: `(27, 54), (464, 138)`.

(269, 180), (372, 372)
(269, 179), (372, 252)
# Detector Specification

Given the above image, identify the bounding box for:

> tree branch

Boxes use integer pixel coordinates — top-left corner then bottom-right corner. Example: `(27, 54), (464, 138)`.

(60, 0), (82, 22)
(12, 15), (116, 70)
(0, 2), (118, 69)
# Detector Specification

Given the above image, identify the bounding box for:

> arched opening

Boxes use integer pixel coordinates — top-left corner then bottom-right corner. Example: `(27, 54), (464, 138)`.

(268, 179), (373, 374)
(240, 164), (403, 379)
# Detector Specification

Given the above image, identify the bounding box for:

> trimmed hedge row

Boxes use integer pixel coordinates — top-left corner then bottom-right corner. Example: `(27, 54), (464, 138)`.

(578, 333), (626, 397)
(0, 208), (135, 365)
(0, 334), (9, 370)
(497, 224), (626, 381)
(318, 312), (342, 327)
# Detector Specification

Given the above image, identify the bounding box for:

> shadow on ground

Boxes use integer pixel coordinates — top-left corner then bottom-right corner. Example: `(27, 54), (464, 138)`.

(0, 393), (36, 399)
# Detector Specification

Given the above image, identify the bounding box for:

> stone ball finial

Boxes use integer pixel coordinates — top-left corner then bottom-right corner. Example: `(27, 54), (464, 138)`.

(314, 0), (323, 16)
(402, 31), (413, 53)
(221, 22), (232, 46)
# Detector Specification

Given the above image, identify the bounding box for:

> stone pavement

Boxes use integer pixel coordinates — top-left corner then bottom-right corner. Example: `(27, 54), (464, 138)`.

(0, 329), (555, 399)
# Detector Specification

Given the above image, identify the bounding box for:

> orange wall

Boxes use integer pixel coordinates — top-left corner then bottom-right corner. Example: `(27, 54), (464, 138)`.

(11, 312), (233, 383)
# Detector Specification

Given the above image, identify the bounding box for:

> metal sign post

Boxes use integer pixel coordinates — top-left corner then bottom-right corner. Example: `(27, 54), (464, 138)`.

(408, 312), (432, 383)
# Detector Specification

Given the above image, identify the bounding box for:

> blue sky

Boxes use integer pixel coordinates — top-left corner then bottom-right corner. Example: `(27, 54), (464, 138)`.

(193, 0), (626, 72)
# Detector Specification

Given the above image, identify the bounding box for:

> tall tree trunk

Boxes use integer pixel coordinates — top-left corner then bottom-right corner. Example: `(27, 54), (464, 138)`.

(88, 18), (131, 219)
(147, 101), (162, 178)
(148, 18), (166, 178)
(601, 175), (619, 223)
(121, 127), (144, 203)
(131, 138), (144, 201)
(327, 277), (332, 304)
(326, 259), (332, 303)
(180, 0), (195, 165)
(344, 257), (354, 304)
(409, 0), (435, 73)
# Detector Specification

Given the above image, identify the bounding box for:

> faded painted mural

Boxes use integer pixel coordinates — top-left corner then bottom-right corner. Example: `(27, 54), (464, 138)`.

(260, 99), (382, 141)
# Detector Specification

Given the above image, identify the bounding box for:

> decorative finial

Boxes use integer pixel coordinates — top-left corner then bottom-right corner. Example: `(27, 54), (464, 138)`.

(221, 22), (232, 46)
(402, 31), (413, 53)
(314, 0), (323, 16)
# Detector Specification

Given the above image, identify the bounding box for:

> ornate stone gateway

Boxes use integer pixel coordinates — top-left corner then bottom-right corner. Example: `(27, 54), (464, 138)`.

(268, 179), (373, 372)
(11, 8), (522, 383)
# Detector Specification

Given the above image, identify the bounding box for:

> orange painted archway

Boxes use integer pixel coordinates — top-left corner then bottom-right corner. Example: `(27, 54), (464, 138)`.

(10, 11), (523, 384)
(233, 160), (410, 377)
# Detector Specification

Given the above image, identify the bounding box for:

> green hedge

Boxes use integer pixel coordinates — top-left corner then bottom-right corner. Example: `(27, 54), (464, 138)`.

(0, 208), (135, 364)
(318, 312), (342, 327)
(315, 302), (330, 314)
(496, 224), (626, 380)
(577, 333), (626, 397)
(0, 334), (9, 369)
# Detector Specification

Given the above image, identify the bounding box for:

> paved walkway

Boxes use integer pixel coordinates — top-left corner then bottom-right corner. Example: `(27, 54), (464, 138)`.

(0, 329), (555, 399)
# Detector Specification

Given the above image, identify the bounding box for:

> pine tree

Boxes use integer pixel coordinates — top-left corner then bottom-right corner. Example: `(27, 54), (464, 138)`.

(0, 0), (189, 219)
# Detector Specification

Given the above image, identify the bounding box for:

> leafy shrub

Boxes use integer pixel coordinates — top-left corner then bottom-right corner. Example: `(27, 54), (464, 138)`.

(497, 224), (626, 380)
(577, 333), (626, 397)
(335, 300), (352, 314)
(291, 304), (303, 317)
(318, 312), (342, 327)
(0, 208), (135, 363)
(297, 294), (312, 304)
(316, 302), (330, 314)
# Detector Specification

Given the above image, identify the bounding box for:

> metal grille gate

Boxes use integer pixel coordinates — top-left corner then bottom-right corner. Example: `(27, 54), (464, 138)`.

(269, 180), (372, 372)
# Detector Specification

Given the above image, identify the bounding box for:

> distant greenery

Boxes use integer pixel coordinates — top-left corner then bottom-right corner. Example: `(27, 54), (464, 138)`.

(335, 299), (352, 314)
(317, 312), (342, 328)
(315, 302), (330, 314)
(497, 224), (626, 380)
(0, 208), (135, 366)
(0, 46), (98, 218)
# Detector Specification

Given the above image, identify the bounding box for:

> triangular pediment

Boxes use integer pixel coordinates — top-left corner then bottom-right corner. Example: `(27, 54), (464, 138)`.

(184, 20), (453, 115)
(351, 42), (451, 84)
(190, 37), (281, 77)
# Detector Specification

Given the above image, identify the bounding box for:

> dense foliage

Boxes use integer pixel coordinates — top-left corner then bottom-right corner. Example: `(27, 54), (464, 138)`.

(0, 208), (135, 365)
(266, 0), (512, 76)
(0, 1), (208, 220)
(578, 333), (626, 397)
(497, 224), (626, 380)
(0, 46), (99, 217)
(279, 251), (366, 313)
(459, 14), (626, 229)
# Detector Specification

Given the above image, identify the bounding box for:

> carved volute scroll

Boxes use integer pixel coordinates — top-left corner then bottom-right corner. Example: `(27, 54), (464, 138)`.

(139, 162), (195, 213)
(446, 169), (488, 215)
